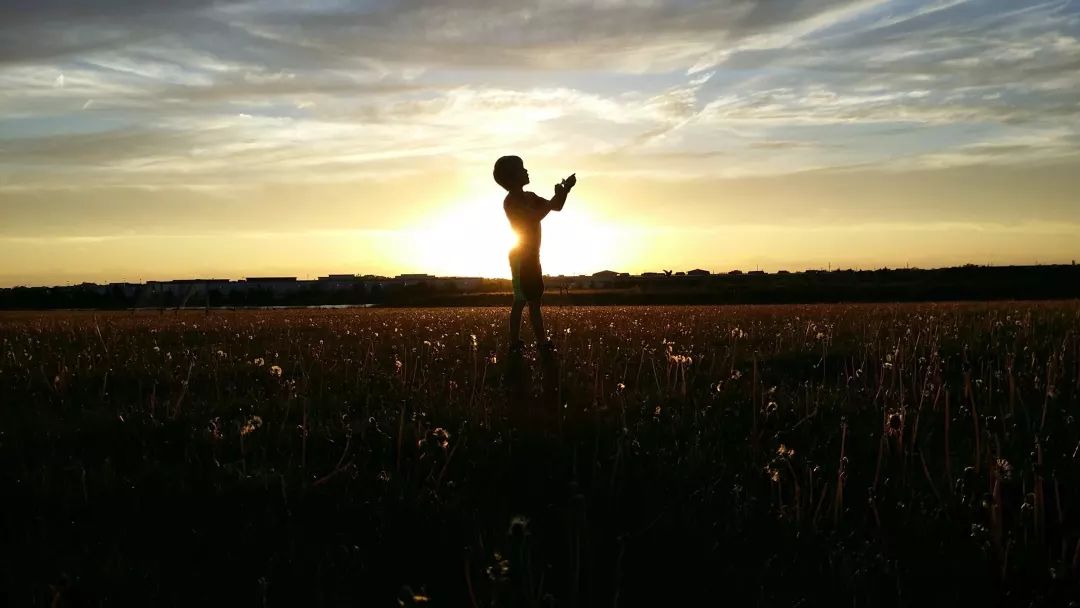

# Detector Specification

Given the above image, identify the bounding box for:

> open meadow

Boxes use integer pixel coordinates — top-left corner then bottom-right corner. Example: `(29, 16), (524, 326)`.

(2, 303), (1079, 606)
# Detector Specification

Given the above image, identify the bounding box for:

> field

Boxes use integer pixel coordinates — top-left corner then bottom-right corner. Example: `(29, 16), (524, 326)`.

(2, 303), (1079, 606)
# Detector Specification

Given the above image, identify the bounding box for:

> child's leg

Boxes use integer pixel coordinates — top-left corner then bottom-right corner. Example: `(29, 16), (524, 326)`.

(527, 300), (546, 343)
(509, 300), (526, 344)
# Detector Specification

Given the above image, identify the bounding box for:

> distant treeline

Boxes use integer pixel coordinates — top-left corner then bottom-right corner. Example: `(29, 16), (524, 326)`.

(2, 265), (1078, 309)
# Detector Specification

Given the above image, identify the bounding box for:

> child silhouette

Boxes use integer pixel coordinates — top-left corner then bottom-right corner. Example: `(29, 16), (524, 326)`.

(493, 155), (576, 358)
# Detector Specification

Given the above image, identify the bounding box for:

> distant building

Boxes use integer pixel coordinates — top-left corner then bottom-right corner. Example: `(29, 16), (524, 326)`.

(592, 270), (620, 278)
(674, 271), (686, 276)
(748, 270), (765, 275)
(728, 270), (743, 275)
(395, 273), (433, 287)
(687, 269), (710, 276)
(315, 274), (366, 291)
(319, 274), (359, 281)
(142, 279), (233, 303)
(641, 272), (665, 277)
(241, 277), (301, 295)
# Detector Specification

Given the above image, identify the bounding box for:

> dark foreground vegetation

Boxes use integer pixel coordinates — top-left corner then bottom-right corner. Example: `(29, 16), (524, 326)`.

(2, 303), (1079, 606)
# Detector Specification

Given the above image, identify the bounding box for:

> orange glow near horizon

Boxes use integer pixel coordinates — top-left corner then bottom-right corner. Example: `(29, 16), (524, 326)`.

(407, 192), (628, 278)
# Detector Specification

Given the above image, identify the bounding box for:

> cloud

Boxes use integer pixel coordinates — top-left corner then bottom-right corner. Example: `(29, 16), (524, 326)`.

(0, 0), (229, 65)
(1, 0), (1080, 283)
(0, 1), (881, 72)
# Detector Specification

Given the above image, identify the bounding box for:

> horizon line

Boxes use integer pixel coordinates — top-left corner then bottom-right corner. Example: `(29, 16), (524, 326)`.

(4, 261), (1078, 290)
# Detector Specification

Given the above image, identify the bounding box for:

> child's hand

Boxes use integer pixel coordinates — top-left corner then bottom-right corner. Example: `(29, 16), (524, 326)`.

(555, 173), (576, 195)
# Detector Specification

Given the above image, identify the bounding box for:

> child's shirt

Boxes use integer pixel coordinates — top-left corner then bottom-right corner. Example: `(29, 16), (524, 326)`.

(503, 191), (550, 257)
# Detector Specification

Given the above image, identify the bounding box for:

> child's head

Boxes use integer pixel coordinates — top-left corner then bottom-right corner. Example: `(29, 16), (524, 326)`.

(493, 155), (529, 191)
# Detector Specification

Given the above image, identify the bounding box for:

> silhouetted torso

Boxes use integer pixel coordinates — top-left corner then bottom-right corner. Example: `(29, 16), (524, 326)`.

(503, 191), (546, 258)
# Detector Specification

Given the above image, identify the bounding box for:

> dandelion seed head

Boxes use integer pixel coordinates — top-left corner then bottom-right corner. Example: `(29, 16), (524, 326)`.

(996, 458), (1013, 480)
(241, 415), (263, 436)
(430, 427), (450, 450)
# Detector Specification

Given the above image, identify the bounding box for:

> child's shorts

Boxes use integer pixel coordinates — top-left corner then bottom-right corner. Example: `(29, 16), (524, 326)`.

(510, 251), (544, 302)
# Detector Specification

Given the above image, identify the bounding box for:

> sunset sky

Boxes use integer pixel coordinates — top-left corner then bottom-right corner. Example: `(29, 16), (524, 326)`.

(2, 0), (1079, 286)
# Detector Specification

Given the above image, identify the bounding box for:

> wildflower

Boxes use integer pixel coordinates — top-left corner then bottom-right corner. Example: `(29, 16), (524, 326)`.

(508, 515), (531, 537)
(216, 349), (227, 359)
(253, 357), (265, 367)
(269, 364), (283, 377)
(240, 415), (263, 436)
(730, 369), (742, 380)
(153, 346), (160, 352)
(764, 465), (780, 483)
(815, 332), (825, 340)
(615, 382), (626, 393)
(208, 417), (222, 441)
(394, 359), (403, 372)
(996, 458), (1013, 481)
(776, 443), (795, 458)
(886, 411), (903, 436)
(430, 427), (450, 450)
(654, 405), (662, 417)
(486, 552), (511, 582)
(397, 586), (431, 606)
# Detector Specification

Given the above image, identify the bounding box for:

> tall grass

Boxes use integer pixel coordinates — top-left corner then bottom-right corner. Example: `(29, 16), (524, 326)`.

(1, 302), (1078, 606)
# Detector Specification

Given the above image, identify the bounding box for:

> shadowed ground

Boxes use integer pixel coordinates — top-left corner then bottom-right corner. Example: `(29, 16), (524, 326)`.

(2, 303), (1079, 606)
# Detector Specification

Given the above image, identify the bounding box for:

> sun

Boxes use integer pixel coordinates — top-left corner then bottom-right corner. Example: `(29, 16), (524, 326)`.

(408, 192), (625, 278)
(408, 198), (517, 277)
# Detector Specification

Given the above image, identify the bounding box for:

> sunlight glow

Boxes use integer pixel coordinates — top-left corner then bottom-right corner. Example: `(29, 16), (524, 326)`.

(407, 193), (626, 278)
(408, 197), (518, 278)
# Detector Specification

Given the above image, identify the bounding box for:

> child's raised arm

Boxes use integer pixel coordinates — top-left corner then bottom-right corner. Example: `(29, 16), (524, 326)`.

(549, 173), (577, 212)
